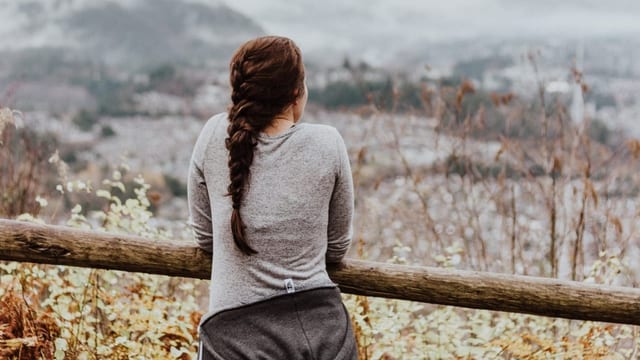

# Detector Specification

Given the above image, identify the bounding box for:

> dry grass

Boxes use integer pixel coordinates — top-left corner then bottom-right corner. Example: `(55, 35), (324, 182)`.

(0, 290), (60, 359)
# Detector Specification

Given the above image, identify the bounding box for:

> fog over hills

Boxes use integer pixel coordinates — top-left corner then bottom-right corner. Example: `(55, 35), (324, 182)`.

(1, 0), (639, 68)
(0, 0), (263, 67)
(223, 0), (640, 66)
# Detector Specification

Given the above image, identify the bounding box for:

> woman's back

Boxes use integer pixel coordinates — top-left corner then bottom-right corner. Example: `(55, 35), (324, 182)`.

(189, 35), (357, 359)
(188, 112), (354, 321)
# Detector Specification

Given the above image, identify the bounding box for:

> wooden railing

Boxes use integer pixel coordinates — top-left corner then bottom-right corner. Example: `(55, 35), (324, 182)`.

(1, 219), (639, 326)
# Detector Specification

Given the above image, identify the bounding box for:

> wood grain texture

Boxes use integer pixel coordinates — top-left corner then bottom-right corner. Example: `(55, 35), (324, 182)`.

(1, 219), (639, 325)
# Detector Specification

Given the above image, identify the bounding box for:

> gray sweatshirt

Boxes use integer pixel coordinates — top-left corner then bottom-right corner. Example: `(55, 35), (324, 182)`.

(187, 112), (354, 324)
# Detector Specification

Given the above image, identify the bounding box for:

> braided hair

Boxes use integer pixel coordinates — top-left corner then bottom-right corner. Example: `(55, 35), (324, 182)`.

(226, 36), (305, 255)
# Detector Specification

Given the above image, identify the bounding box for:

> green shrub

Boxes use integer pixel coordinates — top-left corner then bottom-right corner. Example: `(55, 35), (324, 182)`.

(72, 110), (97, 131)
(164, 173), (187, 197)
(100, 124), (116, 138)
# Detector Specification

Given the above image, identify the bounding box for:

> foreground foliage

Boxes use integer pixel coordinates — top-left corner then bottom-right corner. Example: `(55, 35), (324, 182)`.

(0, 169), (638, 359)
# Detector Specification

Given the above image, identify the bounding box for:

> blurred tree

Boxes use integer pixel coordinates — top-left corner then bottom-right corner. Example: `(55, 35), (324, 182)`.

(73, 109), (98, 131)
(0, 110), (58, 217)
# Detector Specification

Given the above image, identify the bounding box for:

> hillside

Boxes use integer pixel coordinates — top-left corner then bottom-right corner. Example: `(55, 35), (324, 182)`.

(0, 0), (264, 67)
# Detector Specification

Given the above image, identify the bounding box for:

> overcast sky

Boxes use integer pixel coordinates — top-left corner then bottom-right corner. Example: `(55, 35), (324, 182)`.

(223, 0), (640, 64)
(2, 0), (639, 66)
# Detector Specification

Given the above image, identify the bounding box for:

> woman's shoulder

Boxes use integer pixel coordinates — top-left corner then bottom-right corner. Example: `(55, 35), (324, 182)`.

(295, 123), (347, 153)
(198, 112), (229, 142)
(203, 112), (229, 130)
(296, 122), (343, 143)
(293, 123), (347, 165)
(192, 113), (228, 157)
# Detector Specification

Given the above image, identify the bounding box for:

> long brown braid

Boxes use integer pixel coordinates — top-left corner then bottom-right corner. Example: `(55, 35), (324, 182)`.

(225, 36), (305, 255)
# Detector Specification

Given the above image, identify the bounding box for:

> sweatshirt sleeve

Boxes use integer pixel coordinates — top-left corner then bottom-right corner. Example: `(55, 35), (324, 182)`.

(187, 158), (213, 252)
(326, 130), (354, 263)
(187, 118), (218, 253)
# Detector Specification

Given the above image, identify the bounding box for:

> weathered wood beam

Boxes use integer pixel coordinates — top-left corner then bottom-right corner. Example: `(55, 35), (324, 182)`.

(1, 219), (639, 325)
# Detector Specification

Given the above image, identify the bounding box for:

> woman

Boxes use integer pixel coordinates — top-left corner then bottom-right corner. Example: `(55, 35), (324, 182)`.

(187, 36), (357, 359)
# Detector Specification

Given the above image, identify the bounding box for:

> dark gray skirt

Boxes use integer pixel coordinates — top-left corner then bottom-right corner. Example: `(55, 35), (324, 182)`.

(198, 286), (358, 360)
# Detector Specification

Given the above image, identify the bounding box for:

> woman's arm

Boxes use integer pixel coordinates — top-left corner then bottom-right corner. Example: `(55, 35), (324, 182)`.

(326, 131), (354, 263)
(187, 158), (213, 253)
(187, 116), (223, 253)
